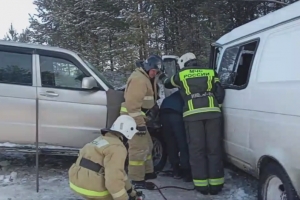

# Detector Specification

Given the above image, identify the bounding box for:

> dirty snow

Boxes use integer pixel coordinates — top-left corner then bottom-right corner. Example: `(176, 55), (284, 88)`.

(0, 142), (78, 150)
(0, 153), (258, 200)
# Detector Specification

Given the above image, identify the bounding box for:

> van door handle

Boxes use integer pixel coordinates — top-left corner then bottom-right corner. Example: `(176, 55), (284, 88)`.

(40, 91), (59, 97)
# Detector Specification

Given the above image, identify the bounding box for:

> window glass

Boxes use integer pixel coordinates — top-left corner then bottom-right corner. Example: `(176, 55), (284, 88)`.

(0, 51), (32, 85)
(163, 58), (178, 77)
(218, 41), (258, 88)
(40, 56), (87, 89)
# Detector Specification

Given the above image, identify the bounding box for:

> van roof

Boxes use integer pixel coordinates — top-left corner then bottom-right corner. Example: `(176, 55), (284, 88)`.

(216, 1), (300, 45)
(0, 40), (75, 55)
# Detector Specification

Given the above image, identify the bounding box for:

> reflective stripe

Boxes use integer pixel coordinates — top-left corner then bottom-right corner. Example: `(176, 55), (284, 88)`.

(120, 107), (127, 113)
(111, 188), (126, 199)
(193, 179), (208, 187)
(146, 154), (152, 160)
(183, 107), (220, 117)
(128, 112), (144, 117)
(214, 77), (220, 83)
(207, 76), (212, 91)
(182, 79), (191, 95)
(144, 96), (154, 100)
(208, 96), (214, 108)
(188, 99), (193, 111)
(69, 182), (109, 197)
(208, 177), (224, 186)
(170, 76), (180, 87)
(120, 107), (145, 116)
(129, 160), (145, 166)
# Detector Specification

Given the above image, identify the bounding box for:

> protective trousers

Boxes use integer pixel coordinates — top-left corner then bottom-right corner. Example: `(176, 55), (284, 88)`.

(185, 117), (224, 192)
(160, 112), (190, 170)
(128, 130), (154, 181)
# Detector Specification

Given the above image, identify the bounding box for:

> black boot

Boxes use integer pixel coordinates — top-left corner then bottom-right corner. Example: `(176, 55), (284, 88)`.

(195, 186), (209, 195)
(145, 172), (157, 180)
(209, 185), (223, 195)
(132, 180), (156, 190)
(172, 165), (182, 179)
(182, 169), (192, 182)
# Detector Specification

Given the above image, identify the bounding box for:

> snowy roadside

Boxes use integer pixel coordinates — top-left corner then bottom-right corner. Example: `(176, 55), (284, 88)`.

(0, 153), (258, 200)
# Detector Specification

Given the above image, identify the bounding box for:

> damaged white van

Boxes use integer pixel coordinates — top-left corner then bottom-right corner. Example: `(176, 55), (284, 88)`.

(210, 1), (300, 200)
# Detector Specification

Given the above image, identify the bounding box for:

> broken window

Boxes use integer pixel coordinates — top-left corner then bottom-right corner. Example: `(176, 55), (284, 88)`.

(218, 40), (259, 88)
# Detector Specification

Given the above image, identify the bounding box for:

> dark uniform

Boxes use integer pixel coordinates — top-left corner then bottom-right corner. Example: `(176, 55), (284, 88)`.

(160, 91), (191, 181)
(159, 59), (225, 195)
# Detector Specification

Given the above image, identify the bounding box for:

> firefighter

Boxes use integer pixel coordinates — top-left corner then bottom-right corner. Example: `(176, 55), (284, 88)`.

(158, 52), (225, 195)
(68, 115), (143, 200)
(160, 90), (192, 182)
(120, 55), (162, 189)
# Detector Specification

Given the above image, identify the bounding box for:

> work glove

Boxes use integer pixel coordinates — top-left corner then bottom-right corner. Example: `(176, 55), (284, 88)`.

(136, 125), (147, 136)
(128, 190), (144, 200)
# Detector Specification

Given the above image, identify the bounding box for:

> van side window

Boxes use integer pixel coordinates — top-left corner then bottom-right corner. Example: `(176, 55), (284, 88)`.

(0, 51), (32, 85)
(40, 55), (88, 89)
(218, 40), (259, 88)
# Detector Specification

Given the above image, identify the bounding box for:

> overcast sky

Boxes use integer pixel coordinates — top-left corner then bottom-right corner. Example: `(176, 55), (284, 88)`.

(0, 0), (36, 38)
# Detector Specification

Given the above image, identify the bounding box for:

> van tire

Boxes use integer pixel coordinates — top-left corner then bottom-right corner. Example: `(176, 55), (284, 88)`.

(258, 162), (300, 200)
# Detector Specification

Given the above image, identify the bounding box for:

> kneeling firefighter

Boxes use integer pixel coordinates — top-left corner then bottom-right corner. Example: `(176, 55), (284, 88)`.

(158, 53), (225, 195)
(68, 115), (144, 200)
(120, 55), (162, 189)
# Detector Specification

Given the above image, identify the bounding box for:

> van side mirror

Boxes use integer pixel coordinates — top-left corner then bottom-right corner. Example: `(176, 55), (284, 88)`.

(82, 76), (98, 90)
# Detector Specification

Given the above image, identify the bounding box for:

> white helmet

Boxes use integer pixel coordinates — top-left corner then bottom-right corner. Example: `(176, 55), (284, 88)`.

(110, 115), (138, 140)
(178, 53), (196, 69)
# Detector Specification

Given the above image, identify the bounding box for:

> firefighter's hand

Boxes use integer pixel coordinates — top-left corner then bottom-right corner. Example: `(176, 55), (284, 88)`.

(127, 187), (137, 199)
(136, 126), (147, 136)
(158, 72), (167, 81)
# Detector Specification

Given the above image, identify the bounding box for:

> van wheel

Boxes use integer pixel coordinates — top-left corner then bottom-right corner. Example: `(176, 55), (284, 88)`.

(258, 162), (300, 200)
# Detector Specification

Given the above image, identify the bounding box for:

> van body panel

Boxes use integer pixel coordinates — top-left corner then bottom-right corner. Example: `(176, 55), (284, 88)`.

(215, 7), (300, 195)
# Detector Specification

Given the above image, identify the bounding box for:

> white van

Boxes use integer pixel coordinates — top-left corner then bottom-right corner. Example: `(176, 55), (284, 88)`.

(210, 2), (300, 199)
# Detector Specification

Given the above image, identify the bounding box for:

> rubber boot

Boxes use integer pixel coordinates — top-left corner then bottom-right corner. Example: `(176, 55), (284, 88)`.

(209, 185), (223, 195)
(182, 169), (192, 182)
(132, 180), (156, 190)
(145, 172), (157, 180)
(195, 186), (209, 195)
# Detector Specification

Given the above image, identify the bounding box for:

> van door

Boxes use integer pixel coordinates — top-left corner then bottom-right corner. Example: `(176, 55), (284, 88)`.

(217, 39), (259, 168)
(35, 51), (107, 148)
(0, 45), (36, 145)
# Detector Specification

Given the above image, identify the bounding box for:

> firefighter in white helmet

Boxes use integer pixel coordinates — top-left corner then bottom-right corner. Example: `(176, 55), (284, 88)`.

(68, 115), (143, 200)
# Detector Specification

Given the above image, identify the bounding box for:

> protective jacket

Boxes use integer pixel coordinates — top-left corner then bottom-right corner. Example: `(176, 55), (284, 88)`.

(120, 68), (158, 126)
(68, 131), (134, 200)
(163, 61), (225, 121)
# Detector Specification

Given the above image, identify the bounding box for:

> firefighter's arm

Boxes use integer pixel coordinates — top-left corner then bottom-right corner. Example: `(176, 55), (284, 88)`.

(124, 77), (147, 126)
(159, 73), (180, 89)
(103, 145), (129, 200)
(214, 72), (225, 105)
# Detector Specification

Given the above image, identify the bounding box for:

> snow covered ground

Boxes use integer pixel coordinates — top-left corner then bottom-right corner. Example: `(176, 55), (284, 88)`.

(0, 153), (258, 200)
